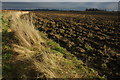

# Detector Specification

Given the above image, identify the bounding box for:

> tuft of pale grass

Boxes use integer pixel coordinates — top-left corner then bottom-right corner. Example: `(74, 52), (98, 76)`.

(11, 12), (44, 50)
(9, 11), (57, 78)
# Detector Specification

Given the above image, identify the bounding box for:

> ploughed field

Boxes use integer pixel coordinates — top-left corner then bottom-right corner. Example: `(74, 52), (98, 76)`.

(28, 11), (120, 78)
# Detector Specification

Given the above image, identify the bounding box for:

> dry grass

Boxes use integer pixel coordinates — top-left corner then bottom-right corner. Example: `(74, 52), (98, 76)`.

(8, 11), (58, 78)
(11, 12), (44, 48)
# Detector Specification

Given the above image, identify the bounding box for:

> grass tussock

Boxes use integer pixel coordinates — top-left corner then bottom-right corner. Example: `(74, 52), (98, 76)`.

(9, 11), (58, 78)
(2, 11), (57, 78)
(11, 12), (44, 49)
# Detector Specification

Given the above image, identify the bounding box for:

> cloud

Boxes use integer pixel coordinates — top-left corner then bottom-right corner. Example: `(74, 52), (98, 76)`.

(2, 0), (119, 2)
(2, 2), (118, 11)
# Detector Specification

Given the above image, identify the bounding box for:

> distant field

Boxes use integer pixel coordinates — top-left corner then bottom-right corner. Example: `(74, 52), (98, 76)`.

(24, 11), (120, 78)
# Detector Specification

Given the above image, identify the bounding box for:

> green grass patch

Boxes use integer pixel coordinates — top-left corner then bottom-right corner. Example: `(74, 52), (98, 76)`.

(2, 53), (12, 61)
(47, 40), (66, 54)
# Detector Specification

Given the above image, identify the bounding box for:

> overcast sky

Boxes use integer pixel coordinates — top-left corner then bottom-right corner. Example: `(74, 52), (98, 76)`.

(1, 0), (120, 2)
(2, 2), (118, 11)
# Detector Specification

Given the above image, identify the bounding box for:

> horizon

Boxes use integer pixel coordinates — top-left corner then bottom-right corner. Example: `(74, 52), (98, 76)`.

(2, 2), (118, 11)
